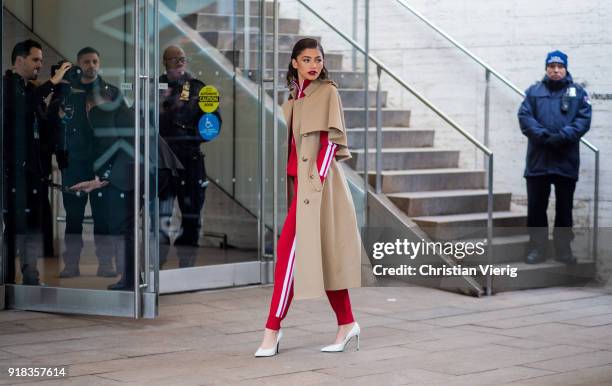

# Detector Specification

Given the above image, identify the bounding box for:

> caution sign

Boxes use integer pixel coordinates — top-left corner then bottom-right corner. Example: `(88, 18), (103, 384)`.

(198, 85), (220, 113)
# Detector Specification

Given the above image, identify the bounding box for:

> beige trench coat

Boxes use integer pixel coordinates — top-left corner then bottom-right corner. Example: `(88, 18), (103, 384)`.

(281, 79), (362, 300)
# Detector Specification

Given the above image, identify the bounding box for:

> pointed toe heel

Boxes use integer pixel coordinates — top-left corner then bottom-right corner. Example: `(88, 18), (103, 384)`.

(321, 322), (360, 353)
(254, 329), (283, 357)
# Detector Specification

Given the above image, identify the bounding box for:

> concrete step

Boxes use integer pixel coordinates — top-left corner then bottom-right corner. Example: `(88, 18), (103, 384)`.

(185, 13), (300, 34)
(366, 169), (486, 193)
(247, 69), (365, 88)
(347, 128), (435, 149)
(387, 189), (512, 216)
(201, 31), (320, 51)
(344, 108), (411, 128)
(473, 261), (595, 293)
(196, 0), (275, 16)
(349, 148), (459, 171)
(412, 211), (527, 241)
(268, 89), (385, 108)
(460, 235), (531, 264)
(220, 50), (344, 70)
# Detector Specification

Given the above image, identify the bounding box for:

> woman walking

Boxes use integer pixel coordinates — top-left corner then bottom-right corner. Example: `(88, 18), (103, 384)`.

(255, 38), (362, 357)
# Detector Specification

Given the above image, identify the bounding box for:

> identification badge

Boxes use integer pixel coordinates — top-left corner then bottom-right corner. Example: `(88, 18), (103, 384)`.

(568, 87), (576, 97)
(180, 82), (190, 101)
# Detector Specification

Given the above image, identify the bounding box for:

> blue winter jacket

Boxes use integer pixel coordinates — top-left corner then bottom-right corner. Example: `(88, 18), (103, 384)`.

(517, 72), (591, 180)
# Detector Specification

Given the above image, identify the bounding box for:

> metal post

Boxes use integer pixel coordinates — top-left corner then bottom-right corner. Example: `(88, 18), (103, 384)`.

(352, 0), (357, 71)
(271, 0), (279, 283)
(486, 154), (494, 296)
(593, 150), (599, 266)
(143, 0), (151, 292)
(258, 0), (267, 278)
(375, 65), (382, 194)
(244, 0), (250, 71)
(133, 0), (141, 319)
(484, 69), (490, 168)
(153, 0), (160, 294)
(363, 0), (369, 231)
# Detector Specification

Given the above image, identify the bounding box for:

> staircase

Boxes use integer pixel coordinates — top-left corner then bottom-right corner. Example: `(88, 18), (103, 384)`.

(174, 1), (594, 293)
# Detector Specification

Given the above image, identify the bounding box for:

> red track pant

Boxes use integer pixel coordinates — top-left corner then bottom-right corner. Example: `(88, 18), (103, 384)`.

(265, 180), (354, 331)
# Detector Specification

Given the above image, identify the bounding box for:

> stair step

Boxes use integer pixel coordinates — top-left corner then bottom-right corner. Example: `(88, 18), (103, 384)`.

(269, 89), (386, 108)
(220, 50), (344, 70)
(412, 211), (527, 241)
(185, 13), (301, 34)
(247, 70), (365, 88)
(460, 235), (530, 264)
(349, 148), (459, 171)
(347, 128), (435, 148)
(201, 31), (321, 51)
(473, 261), (595, 293)
(387, 189), (512, 216)
(366, 168), (486, 193)
(196, 0), (275, 16)
(344, 108), (411, 128)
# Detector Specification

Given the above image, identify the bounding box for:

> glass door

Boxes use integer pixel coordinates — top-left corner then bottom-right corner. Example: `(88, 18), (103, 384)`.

(1, 0), (157, 318)
(156, 0), (268, 293)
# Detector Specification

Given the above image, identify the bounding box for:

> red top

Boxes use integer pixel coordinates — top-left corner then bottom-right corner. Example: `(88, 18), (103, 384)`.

(287, 79), (337, 182)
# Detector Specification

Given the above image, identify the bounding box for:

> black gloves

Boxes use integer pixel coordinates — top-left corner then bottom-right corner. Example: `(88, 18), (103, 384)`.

(545, 132), (565, 147)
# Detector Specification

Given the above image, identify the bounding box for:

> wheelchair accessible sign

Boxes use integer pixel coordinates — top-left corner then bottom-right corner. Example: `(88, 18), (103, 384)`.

(198, 113), (220, 141)
(198, 85), (220, 113)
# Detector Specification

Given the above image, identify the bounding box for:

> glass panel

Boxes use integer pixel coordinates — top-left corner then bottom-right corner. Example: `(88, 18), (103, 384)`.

(156, 0), (262, 271)
(2, 0), (138, 291)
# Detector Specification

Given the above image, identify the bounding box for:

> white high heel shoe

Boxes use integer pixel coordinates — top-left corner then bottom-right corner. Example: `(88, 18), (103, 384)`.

(254, 329), (283, 357)
(321, 322), (360, 352)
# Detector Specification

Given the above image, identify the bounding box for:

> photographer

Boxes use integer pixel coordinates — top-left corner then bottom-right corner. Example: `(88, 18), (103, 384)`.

(3, 39), (71, 285)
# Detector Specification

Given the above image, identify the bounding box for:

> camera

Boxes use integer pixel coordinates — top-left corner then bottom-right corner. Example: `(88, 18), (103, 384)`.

(51, 60), (82, 84)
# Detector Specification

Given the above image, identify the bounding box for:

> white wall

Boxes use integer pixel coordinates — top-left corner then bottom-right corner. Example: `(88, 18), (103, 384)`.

(286, 0), (612, 228)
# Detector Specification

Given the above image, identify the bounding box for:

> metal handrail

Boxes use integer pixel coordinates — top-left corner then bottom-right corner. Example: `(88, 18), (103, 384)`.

(296, 0), (494, 295)
(396, 0), (599, 152)
(297, 1), (491, 156)
(396, 0), (599, 267)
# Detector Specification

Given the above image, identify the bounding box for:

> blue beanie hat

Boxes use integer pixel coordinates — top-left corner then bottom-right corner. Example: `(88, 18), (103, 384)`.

(545, 50), (568, 69)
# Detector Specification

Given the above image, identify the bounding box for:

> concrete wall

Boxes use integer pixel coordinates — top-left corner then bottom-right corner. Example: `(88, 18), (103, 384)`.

(286, 0), (612, 228)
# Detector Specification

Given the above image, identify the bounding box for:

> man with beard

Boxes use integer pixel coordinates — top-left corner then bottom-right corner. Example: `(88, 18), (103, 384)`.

(3, 39), (71, 285)
(52, 47), (118, 279)
(67, 47), (135, 290)
(518, 50), (592, 265)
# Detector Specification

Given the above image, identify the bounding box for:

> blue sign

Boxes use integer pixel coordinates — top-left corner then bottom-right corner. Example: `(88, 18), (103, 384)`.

(198, 113), (221, 141)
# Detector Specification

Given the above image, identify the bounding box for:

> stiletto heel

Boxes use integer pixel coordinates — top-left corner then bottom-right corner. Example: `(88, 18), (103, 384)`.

(321, 322), (360, 353)
(254, 329), (283, 357)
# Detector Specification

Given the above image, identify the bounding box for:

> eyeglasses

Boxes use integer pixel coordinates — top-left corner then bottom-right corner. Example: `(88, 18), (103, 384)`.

(165, 56), (187, 64)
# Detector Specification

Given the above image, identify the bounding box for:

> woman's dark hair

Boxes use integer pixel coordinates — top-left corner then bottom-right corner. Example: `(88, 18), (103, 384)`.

(286, 38), (329, 87)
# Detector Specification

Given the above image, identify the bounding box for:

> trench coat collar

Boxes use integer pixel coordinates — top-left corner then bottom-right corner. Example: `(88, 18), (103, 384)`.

(289, 79), (336, 100)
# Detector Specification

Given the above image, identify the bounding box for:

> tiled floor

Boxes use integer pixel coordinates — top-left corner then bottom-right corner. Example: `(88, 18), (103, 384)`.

(1, 285), (612, 385)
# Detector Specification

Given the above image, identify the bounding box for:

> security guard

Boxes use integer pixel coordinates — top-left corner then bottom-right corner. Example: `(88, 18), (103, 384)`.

(159, 45), (221, 258)
(3, 40), (71, 285)
(518, 50), (592, 265)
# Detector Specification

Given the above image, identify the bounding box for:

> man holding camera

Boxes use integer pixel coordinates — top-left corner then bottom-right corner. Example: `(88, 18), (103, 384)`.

(518, 50), (592, 265)
(3, 39), (71, 285)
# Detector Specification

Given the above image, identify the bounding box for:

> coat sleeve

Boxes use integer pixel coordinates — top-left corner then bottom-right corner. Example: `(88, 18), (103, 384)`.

(558, 89), (591, 144)
(518, 88), (551, 145)
(325, 86), (351, 162)
(316, 131), (337, 183)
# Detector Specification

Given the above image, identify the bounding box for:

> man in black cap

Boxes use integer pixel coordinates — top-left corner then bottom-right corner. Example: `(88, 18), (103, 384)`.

(3, 39), (71, 285)
(518, 50), (592, 264)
